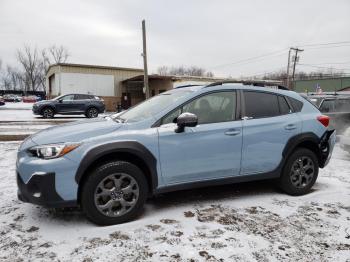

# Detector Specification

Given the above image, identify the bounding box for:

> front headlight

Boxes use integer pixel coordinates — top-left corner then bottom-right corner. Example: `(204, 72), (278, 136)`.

(28, 143), (81, 159)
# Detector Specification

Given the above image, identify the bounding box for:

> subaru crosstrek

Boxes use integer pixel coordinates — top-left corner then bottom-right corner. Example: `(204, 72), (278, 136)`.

(16, 83), (336, 225)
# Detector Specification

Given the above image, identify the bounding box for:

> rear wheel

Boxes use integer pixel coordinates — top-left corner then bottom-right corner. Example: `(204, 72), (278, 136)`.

(85, 107), (99, 118)
(81, 161), (148, 225)
(279, 148), (319, 196)
(41, 107), (54, 118)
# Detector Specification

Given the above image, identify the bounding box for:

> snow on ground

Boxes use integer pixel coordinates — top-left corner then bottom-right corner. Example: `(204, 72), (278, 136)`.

(0, 142), (349, 261)
(1, 102), (34, 110)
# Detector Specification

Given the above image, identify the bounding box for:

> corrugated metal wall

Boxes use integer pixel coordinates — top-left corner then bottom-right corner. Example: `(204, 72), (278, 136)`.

(46, 64), (142, 97)
(60, 73), (114, 96)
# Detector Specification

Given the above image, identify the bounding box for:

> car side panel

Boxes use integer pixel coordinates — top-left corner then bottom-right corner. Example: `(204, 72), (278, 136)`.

(241, 113), (301, 174)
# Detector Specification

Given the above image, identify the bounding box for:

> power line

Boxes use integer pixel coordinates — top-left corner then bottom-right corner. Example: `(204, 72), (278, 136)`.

(297, 40), (350, 47)
(211, 48), (288, 69)
(212, 42), (350, 71)
(305, 44), (350, 50)
(303, 61), (350, 65)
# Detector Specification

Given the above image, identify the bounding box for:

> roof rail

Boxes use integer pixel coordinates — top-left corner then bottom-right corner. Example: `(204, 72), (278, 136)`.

(174, 84), (202, 89)
(204, 80), (289, 90)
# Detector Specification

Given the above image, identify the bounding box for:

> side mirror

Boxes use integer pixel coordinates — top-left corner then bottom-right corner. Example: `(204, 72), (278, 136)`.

(175, 112), (198, 133)
(58, 99), (63, 103)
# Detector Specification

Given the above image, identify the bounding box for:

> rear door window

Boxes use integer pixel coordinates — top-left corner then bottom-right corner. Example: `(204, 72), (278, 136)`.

(243, 91), (279, 118)
(75, 94), (90, 100)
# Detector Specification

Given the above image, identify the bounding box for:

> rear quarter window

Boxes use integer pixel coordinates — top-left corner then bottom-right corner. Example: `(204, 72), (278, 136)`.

(288, 97), (304, 112)
(278, 96), (291, 115)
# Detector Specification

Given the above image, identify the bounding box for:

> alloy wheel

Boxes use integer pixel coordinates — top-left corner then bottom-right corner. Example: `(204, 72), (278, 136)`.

(94, 173), (139, 217)
(43, 108), (53, 118)
(88, 108), (98, 118)
(290, 156), (315, 189)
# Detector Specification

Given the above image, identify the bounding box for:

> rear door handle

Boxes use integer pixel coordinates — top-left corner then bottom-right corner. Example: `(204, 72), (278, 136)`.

(285, 124), (297, 130)
(225, 129), (241, 136)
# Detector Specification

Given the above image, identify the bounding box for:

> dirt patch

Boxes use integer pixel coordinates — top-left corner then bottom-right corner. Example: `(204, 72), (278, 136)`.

(160, 219), (179, 224)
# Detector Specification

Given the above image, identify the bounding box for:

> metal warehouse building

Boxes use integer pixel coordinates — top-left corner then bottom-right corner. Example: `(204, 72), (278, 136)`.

(46, 63), (225, 111)
(294, 76), (350, 93)
(46, 63), (143, 111)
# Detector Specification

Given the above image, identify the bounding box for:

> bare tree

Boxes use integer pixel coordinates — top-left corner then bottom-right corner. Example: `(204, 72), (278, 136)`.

(42, 45), (69, 70)
(157, 65), (169, 76)
(16, 45), (46, 93)
(157, 65), (214, 77)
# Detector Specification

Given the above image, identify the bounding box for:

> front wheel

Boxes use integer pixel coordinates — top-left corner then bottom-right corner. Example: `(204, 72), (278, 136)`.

(41, 107), (55, 118)
(85, 107), (99, 118)
(81, 161), (148, 225)
(279, 148), (319, 196)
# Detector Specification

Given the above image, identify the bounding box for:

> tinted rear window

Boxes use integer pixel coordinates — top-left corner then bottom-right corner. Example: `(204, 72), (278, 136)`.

(244, 91), (279, 118)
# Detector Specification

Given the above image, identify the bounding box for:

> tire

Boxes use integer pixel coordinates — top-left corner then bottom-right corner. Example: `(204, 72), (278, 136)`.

(81, 161), (148, 225)
(85, 107), (99, 118)
(41, 107), (55, 118)
(279, 148), (319, 196)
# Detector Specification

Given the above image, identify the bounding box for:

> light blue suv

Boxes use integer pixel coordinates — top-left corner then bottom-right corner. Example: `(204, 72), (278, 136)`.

(16, 83), (336, 225)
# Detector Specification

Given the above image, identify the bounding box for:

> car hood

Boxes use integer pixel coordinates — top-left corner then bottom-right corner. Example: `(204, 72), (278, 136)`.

(30, 117), (122, 145)
(34, 100), (54, 106)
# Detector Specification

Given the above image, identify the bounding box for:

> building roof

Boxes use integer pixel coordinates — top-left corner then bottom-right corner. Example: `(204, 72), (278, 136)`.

(47, 63), (143, 75)
(122, 74), (229, 83)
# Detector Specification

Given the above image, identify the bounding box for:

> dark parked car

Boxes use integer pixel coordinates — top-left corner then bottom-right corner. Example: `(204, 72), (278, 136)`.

(32, 94), (105, 118)
(314, 95), (350, 133)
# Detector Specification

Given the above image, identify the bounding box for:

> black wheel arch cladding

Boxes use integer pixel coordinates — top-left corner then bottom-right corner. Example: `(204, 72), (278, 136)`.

(75, 141), (158, 192)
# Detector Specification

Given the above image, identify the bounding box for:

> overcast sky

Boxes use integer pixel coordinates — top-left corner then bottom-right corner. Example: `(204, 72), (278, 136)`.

(1, 0), (350, 77)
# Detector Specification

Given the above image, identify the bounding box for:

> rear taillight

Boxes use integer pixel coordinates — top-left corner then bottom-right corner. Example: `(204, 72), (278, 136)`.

(317, 115), (329, 127)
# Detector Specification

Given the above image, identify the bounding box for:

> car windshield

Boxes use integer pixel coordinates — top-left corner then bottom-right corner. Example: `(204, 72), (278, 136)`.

(111, 90), (192, 122)
(52, 95), (65, 100)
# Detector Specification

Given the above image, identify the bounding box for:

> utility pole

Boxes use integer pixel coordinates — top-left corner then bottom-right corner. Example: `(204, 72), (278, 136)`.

(290, 47), (303, 90)
(142, 20), (150, 99)
(286, 49), (292, 89)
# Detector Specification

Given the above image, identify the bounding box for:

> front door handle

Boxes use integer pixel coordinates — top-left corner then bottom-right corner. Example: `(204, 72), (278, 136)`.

(285, 124), (297, 130)
(225, 129), (241, 136)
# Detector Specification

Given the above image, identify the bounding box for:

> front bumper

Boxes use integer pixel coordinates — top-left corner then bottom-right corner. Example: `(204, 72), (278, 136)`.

(319, 129), (336, 168)
(32, 105), (40, 115)
(17, 171), (76, 208)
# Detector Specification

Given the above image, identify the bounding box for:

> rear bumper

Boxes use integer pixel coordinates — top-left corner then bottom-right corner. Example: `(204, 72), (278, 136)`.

(319, 129), (336, 168)
(17, 171), (76, 208)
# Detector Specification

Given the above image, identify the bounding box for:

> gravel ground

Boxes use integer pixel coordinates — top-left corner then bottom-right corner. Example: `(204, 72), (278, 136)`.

(0, 142), (349, 261)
